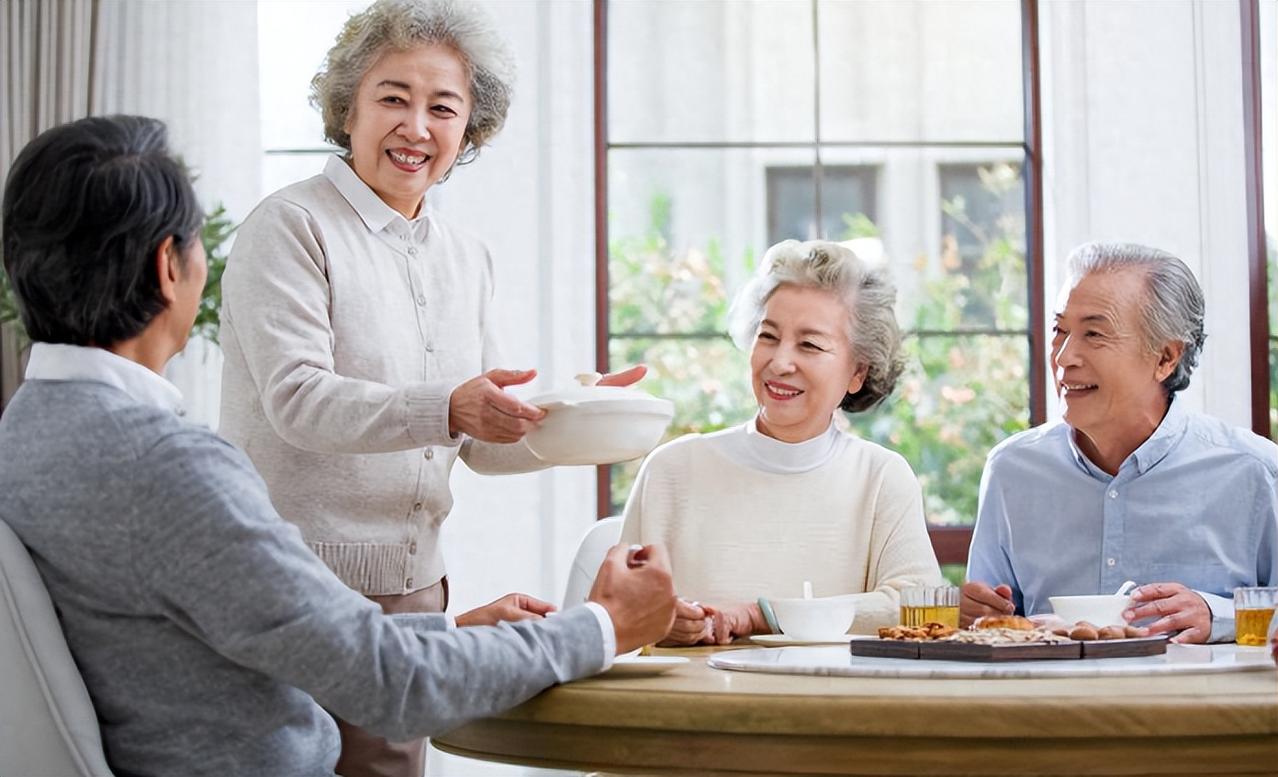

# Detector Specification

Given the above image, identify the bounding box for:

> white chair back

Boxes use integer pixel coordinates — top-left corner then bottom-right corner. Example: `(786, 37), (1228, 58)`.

(561, 516), (624, 609)
(0, 518), (113, 776)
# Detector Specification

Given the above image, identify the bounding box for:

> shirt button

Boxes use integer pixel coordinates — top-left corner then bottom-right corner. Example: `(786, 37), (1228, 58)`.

(424, 343), (434, 352)
(406, 577), (414, 589)
(409, 541), (418, 555)
(407, 247), (417, 255)
(1108, 490), (1118, 499)
(416, 295), (426, 306)
(1107, 558), (1116, 567)
(423, 449), (434, 460)
(413, 502), (423, 512)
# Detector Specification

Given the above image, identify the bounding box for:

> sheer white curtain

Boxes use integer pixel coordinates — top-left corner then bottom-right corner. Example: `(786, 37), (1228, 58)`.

(0, 0), (101, 408)
(0, 0), (259, 423)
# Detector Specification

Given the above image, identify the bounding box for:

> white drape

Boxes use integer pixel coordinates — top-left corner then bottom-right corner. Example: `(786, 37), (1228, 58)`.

(0, 0), (101, 408)
(0, 0), (259, 423)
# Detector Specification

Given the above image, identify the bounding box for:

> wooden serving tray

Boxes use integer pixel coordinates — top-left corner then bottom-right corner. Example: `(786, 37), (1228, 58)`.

(849, 634), (1169, 662)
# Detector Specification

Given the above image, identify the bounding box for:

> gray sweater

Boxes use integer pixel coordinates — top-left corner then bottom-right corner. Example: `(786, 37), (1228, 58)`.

(0, 379), (605, 777)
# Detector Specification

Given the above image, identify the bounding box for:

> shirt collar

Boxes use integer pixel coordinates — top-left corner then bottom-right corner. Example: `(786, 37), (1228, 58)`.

(323, 154), (431, 241)
(1065, 396), (1187, 478)
(24, 342), (185, 415)
(731, 413), (845, 474)
(1128, 396), (1188, 474)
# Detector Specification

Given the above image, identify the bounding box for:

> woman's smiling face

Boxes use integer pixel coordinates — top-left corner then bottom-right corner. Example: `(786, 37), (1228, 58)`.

(750, 285), (867, 443)
(345, 43), (471, 218)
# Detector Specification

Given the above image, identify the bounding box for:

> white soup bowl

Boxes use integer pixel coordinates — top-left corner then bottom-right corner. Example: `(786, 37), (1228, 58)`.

(1048, 593), (1132, 627)
(770, 596), (857, 641)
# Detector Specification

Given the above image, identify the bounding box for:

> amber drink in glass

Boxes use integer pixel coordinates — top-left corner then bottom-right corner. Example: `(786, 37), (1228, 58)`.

(900, 586), (961, 628)
(1234, 587), (1278, 647)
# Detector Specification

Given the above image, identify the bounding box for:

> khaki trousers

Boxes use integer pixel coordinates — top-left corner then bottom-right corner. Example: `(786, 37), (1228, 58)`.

(334, 578), (448, 777)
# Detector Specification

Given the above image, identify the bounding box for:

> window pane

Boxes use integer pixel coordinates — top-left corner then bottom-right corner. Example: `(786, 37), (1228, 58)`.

(608, 0), (815, 144)
(815, 150), (1027, 332)
(767, 164), (877, 246)
(608, 336), (754, 511)
(258, 0), (367, 150)
(846, 333), (1030, 527)
(1264, 0), (1277, 439)
(817, 0), (1023, 143)
(261, 152), (330, 199)
(611, 147), (1027, 335)
(609, 147), (816, 334)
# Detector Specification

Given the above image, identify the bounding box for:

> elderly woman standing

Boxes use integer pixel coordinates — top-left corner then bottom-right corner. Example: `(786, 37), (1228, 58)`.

(620, 239), (943, 644)
(220, 1), (639, 774)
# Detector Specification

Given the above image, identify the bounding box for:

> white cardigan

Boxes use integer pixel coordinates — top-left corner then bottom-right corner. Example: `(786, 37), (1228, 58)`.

(219, 156), (541, 595)
(619, 419), (944, 633)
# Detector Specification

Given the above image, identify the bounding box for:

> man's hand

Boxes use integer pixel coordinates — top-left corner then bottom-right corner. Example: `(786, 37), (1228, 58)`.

(456, 593), (556, 627)
(658, 598), (712, 646)
(448, 369), (546, 443)
(960, 581), (1015, 627)
(588, 543), (676, 655)
(1126, 582), (1212, 644)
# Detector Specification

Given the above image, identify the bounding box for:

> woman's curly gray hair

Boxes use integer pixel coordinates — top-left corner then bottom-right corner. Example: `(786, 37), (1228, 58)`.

(1065, 241), (1207, 395)
(311, 0), (515, 168)
(728, 239), (905, 413)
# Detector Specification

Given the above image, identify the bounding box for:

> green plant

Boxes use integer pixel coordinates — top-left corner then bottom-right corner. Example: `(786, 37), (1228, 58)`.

(194, 204), (236, 345)
(0, 205), (236, 349)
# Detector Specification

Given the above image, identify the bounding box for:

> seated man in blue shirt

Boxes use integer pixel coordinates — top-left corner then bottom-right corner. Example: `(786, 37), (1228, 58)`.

(962, 242), (1278, 644)
(0, 115), (676, 776)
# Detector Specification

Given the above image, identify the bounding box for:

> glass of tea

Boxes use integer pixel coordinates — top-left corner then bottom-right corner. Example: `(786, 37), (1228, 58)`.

(900, 586), (961, 629)
(1233, 586), (1278, 647)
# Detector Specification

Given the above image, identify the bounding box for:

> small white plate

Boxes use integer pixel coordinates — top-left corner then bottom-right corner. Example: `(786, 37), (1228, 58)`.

(751, 633), (856, 647)
(604, 656), (689, 676)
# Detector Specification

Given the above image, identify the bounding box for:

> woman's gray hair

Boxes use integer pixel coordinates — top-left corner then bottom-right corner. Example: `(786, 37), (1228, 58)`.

(311, 0), (515, 168)
(728, 239), (905, 413)
(1065, 241), (1206, 394)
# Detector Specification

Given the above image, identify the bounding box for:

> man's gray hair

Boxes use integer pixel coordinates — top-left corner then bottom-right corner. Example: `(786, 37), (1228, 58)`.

(1065, 241), (1206, 394)
(728, 239), (905, 413)
(311, 0), (515, 169)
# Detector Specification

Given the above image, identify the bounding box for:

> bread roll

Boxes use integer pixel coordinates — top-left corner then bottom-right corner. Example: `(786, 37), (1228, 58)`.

(973, 615), (1035, 631)
(1068, 623), (1099, 641)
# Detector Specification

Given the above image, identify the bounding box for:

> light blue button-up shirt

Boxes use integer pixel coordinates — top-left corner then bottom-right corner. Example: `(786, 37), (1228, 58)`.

(967, 398), (1278, 642)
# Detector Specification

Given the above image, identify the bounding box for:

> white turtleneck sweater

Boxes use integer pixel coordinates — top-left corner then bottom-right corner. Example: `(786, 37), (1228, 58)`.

(619, 417), (943, 633)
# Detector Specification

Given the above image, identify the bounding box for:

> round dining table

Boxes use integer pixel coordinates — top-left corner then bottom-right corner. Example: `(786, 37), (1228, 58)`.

(431, 642), (1278, 776)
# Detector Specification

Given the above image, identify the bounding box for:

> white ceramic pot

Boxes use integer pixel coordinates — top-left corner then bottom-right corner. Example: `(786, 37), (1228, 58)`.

(1048, 593), (1131, 627)
(769, 596), (857, 641)
(524, 384), (674, 465)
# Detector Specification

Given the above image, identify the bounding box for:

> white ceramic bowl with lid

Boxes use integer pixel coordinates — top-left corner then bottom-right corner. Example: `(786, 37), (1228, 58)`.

(524, 384), (674, 465)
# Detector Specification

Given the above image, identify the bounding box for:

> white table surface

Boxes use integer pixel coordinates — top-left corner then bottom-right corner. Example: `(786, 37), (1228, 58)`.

(707, 642), (1276, 678)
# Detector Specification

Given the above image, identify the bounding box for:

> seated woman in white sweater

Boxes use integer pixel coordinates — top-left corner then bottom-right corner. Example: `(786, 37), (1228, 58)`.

(620, 239), (943, 644)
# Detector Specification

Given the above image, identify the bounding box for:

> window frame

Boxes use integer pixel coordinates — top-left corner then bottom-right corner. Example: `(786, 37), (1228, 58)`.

(1241, 0), (1273, 439)
(592, 0), (1048, 565)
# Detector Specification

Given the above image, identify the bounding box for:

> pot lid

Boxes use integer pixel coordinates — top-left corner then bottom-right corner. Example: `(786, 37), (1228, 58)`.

(528, 378), (673, 413)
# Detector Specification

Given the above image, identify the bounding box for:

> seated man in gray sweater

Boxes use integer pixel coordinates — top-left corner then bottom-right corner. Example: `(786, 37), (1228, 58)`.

(0, 114), (676, 777)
